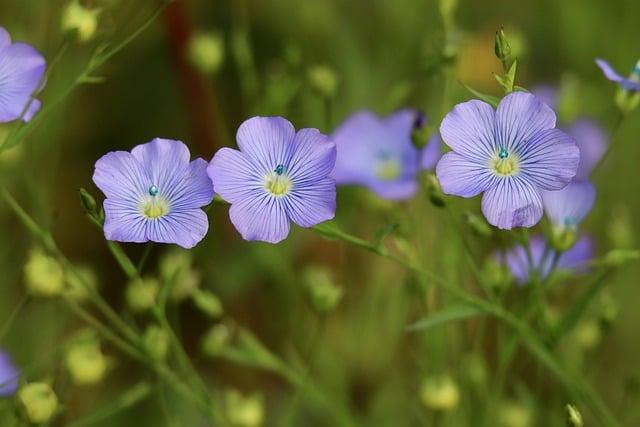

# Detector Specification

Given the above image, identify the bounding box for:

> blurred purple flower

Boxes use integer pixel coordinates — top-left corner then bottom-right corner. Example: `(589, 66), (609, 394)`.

(436, 92), (580, 230)
(0, 27), (46, 123)
(542, 180), (595, 231)
(531, 84), (558, 110)
(208, 116), (336, 244)
(331, 110), (435, 200)
(93, 138), (214, 249)
(0, 350), (19, 397)
(421, 132), (441, 171)
(500, 235), (594, 284)
(595, 58), (640, 91)
(565, 119), (608, 179)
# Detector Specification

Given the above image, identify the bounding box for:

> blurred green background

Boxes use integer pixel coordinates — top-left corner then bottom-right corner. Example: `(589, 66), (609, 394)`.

(0, 0), (639, 425)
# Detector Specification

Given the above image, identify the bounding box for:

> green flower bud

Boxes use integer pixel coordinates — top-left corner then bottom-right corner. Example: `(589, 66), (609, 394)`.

(125, 277), (159, 313)
(79, 188), (98, 218)
(482, 259), (511, 295)
(565, 404), (583, 427)
(64, 265), (98, 302)
(410, 111), (432, 150)
(225, 389), (264, 427)
(307, 65), (338, 98)
(494, 27), (512, 67)
(201, 324), (231, 358)
(573, 319), (601, 351)
(65, 330), (107, 386)
(615, 89), (640, 116)
(424, 173), (446, 208)
(143, 325), (170, 361)
(192, 289), (223, 318)
(602, 249), (640, 268)
(464, 212), (492, 237)
(18, 383), (59, 424)
(607, 205), (635, 249)
(188, 32), (225, 74)
(419, 374), (460, 412)
(463, 354), (487, 386)
(498, 400), (532, 427)
(159, 250), (200, 302)
(24, 249), (64, 297)
(61, 1), (100, 43)
(550, 227), (578, 252)
(303, 267), (343, 313)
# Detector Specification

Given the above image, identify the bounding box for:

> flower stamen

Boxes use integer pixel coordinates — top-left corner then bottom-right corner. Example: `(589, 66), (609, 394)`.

(140, 195), (170, 219)
(264, 169), (292, 197)
(491, 148), (520, 176)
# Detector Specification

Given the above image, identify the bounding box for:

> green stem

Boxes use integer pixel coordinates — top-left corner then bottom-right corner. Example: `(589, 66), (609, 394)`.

(0, 293), (29, 344)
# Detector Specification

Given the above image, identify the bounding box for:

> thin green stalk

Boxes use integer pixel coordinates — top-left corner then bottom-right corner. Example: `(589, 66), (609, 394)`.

(137, 242), (155, 274)
(0, 293), (29, 343)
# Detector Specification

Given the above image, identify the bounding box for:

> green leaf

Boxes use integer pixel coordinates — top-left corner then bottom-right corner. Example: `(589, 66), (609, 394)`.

(406, 303), (483, 331)
(460, 82), (500, 107)
(374, 223), (399, 249)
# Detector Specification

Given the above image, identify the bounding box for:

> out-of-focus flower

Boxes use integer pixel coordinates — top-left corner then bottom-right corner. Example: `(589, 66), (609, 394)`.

(208, 117), (336, 244)
(0, 350), (19, 396)
(158, 249), (200, 302)
(61, 1), (101, 43)
(531, 84), (558, 110)
(499, 235), (593, 285)
(93, 138), (214, 248)
(143, 325), (170, 361)
(419, 374), (460, 412)
(18, 382), (58, 424)
(565, 119), (608, 179)
(542, 181), (596, 233)
(307, 65), (338, 98)
(303, 266), (343, 313)
(436, 92), (580, 229)
(188, 32), (224, 74)
(0, 27), (46, 123)
(126, 277), (159, 313)
(65, 332), (107, 385)
(24, 249), (64, 297)
(595, 58), (640, 92)
(331, 110), (424, 200)
(225, 389), (264, 427)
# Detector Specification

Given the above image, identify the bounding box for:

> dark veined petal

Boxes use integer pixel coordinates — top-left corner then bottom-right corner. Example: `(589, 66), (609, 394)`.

(287, 128), (336, 184)
(436, 152), (497, 198)
(481, 176), (543, 230)
(145, 209), (209, 249)
(165, 158), (214, 210)
(439, 99), (496, 161)
(518, 128), (580, 191)
(103, 198), (148, 243)
(130, 138), (191, 195)
(228, 194), (290, 244)
(0, 41), (46, 122)
(284, 177), (336, 227)
(495, 92), (556, 152)
(207, 147), (263, 204)
(236, 116), (296, 174)
(542, 180), (596, 228)
(93, 151), (149, 200)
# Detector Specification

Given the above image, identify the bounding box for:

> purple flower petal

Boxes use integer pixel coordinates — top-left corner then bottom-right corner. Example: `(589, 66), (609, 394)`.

(531, 84), (558, 110)
(496, 92), (556, 152)
(0, 37), (46, 123)
(94, 151), (149, 200)
(518, 128), (580, 191)
(566, 119), (608, 179)
(595, 58), (640, 91)
(0, 27), (10, 51)
(439, 99), (496, 161)
(481, 176), (543, 229)
(421, 133), (441, 170)
(436, 152), (497, 197)
(368, 179), (417, 200)
(145, 209), (209, 249)
(0, 350), (19, 397)
(229, 196), (290, 244)
(208, 147), (259, 204)
(558, 235), (594, 272)
(236, 116), (296, 173)
(285, 177), (336, 227)
(542, 180), (596, 229)
(287, 128), (336, 183)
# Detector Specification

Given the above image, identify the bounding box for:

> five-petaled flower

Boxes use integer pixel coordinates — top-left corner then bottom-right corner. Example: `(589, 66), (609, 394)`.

(436, 92), (580, 230)
(93, 138), (214, 249)
(595, 58), (640, 92)
(500, 235), (593, 285)
(0, 349), (19, 396)
(331, 110), (439, 200)
(0, 26), (46, 123)
(208, 116), (337, 244)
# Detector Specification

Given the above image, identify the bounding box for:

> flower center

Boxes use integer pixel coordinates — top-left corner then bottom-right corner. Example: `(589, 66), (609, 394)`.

(491, 148), (520, 176)
(375, 151), (401, 181)
(631, 60), (640, 82)
(140, 194), (170, 219)
(264, 165), (292, 197)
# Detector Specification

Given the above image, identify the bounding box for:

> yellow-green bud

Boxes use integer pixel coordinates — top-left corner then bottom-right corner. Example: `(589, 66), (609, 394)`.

(79, 188), (98, 218)
(61, 1), (100, 43)
(65, 333), (107, 385)
(573, 319), (601, 350)
(125, 277), (159, 313)
(188, 32), (224, 74)
(159, 250), (200, 302)
(225, 389), (264, 427)
(463, 355), (487, 386)
(201, 324), (231, 358)
(565, 404), (583, 427)
(465, 211), (492, 237)
(598, 291), (619, 329)
(411, 111), (431, 150)
(425, 173), (446, 208)
(550, 227), (577, 252)
(419, 374), (460, 412)
(498, 400), (532, 427)
(18, 383), (59, 424)
(24, 249), (64, 297)
(64, 265), (98, 302)
(615, 89), (640, 116)
(192, 289), (223, 318)
(494, 27), (512, 66)
(143, 325), (170, 361)
(307, 65), (338, 98)
(304, 267), (343, 313)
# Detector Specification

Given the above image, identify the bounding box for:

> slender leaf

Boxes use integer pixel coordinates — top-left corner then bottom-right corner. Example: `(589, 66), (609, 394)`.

(406, 303), (483, 331)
